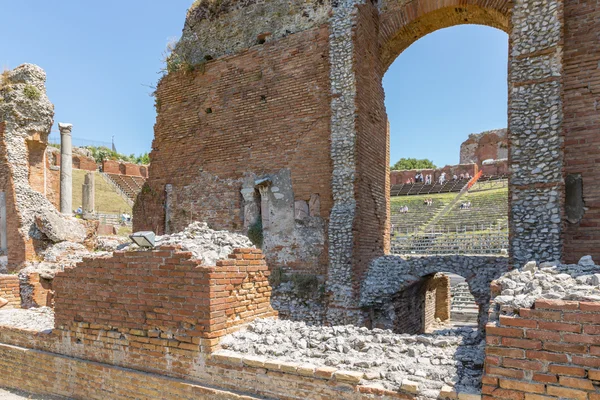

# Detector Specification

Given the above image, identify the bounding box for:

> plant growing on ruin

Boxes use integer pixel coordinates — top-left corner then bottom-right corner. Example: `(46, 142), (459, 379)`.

(23, 84), (41, 100)
(0, 69), (10, 91)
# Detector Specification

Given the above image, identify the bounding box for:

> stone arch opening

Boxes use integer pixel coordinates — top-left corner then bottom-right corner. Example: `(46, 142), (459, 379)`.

(326, 0), (565, 324)
(360, 255), (509, 335)
(384, 23), (510, 257)
(379, 2), (510, 73)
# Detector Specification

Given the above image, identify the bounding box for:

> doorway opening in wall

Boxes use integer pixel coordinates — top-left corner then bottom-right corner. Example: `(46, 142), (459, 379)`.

(384, 25), (509, 329)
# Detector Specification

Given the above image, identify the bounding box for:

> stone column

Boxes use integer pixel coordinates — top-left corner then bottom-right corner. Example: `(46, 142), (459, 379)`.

(58, 123), (73, 215)
(82, 172), (95, 214)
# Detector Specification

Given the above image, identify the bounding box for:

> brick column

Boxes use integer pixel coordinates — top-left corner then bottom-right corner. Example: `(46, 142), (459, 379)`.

(508, 0), (564, 265)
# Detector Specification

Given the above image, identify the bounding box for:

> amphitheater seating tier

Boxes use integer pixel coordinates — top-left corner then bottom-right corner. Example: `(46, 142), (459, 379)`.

(106, 173), (146, 202)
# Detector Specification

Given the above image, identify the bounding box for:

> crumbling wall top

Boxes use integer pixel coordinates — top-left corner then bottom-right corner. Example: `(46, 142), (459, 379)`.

(172, 0), (332, 66)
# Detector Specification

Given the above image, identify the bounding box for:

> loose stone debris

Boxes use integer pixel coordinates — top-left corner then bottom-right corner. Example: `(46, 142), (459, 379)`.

(492, 255), (600, 309)
(122, 222), (254, 266)
(0, 307), (53, 332)
(219, 318), (484, 396)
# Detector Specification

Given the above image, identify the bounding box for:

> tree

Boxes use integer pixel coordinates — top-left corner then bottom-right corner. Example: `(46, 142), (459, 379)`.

(391, 158), (437, 171)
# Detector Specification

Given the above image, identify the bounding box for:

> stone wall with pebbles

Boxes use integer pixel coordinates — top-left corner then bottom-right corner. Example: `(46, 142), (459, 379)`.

(361, 255), (509, 331)
(325, 0), (367, 325)
(508, 0), (564, 266)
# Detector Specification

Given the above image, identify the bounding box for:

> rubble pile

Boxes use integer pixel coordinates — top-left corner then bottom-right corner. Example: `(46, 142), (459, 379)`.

(492, 255), (600, 309)
(219, 318), (484, 396)
(124, 222), (253, 265)
(19, 241), (110, 280)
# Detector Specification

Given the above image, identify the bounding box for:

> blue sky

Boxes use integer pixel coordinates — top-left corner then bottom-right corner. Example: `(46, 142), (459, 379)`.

(0, 3), (508, 166)
(385, 25), (508, 167)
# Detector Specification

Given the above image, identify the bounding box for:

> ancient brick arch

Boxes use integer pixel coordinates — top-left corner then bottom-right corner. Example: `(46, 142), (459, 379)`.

(379, 1), (510, 70)
(139, 0), (569, 326)
(359, 255), (509, 331)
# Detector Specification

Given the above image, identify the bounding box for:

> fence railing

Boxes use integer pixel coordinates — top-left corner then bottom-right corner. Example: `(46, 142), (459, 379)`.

(391, 229), (509, 255)
(391, 223), (508, 236)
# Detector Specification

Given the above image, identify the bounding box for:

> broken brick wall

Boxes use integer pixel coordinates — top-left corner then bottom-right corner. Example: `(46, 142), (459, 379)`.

(484, 299), (600, 400)
(0, 122), (29, 268)
(0, 275), (20, 309)
(134, 26), (333, 275)
(52, 246), (276, 373)
(562, 1), (600, 263)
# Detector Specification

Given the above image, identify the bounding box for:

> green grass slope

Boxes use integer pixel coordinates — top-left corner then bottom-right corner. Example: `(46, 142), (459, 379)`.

(72, 169), (132, 215)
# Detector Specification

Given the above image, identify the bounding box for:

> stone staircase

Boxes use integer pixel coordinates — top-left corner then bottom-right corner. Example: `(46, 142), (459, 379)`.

(451, 282), (478, 324)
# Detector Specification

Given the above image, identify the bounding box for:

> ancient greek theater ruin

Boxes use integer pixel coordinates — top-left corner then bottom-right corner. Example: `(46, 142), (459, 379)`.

(1, 0), (600, 399)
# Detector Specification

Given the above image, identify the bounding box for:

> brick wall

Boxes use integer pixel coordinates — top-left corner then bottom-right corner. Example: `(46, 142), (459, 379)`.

(562, 1), (600, 263)
(134, 26), (333, 244)
(484, 299), (600, 400)
(72, 155), (97, 171)
(353, 3), (389, 294)
(53, 246), (276, 365)
(381, 273), (450, 334)
(0, 275), (20, 309)
(27, 139), (46, 195)
(0, 122), (29, 270)
(45, 156), (60, 209)
(21, 273), (53, 308)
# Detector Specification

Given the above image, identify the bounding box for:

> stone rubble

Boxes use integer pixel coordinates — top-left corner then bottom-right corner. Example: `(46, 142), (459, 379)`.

(492, 255), (600, 310)
(219, 318), (484, 396)
(19, 241), (110, 280)
(124, 222), (253, 266)
(0, 307), (53, 332)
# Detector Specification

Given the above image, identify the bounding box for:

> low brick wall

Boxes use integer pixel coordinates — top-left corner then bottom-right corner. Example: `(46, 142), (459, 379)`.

(484, 299), (600, 400)
(0, 275), (20, 309)
(0, 341), (259, 400)
(53, 246), (276, 360)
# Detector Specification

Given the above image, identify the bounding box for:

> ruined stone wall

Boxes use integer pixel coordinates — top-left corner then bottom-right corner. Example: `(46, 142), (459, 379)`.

(0, 122), (28, 268)
(135, 26), (333, 275)
(44, 154), (60, 209)
(101, 160), (146, 177)
(0, 65), (86, 271)
(562, 1), (600, 264)
(460, 128), (508, 166)
(174, 0), (331, 65)
(484, 299), (600, 400)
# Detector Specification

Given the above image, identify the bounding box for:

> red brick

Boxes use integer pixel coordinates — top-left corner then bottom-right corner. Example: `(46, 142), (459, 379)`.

(546, 386), (588, 400)
(526, 330), (561, 341)
(535, 299), (580, 310)
(548, 365), (586, 377)
(499, 379), (545, 394)
(502, 338), (542, 350)
(502, 358), (544, 371)
(532, 373), (557, 384)
(526, 351), (569, 363)
(500, 316), (538, 328)
(543, 342), (587, 354)
(538, 321), (581, 333)
(488, 326), (525, 338)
